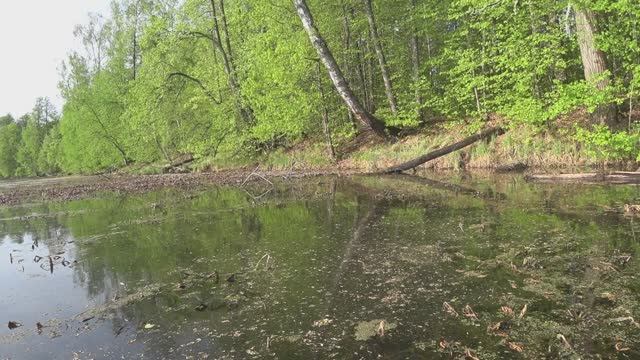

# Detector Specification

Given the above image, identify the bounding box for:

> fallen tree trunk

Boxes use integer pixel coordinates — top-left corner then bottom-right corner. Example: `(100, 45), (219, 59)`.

(383, 127), (505, 174)
(163, 154), (195, 173)
(526, 172), (640, 185)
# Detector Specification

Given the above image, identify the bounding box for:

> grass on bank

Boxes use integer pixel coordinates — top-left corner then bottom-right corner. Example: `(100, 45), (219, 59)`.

(125, 121), (640, 176)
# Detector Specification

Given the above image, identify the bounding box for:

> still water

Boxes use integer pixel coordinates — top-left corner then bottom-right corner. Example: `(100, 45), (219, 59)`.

(1, 174), (640, 359)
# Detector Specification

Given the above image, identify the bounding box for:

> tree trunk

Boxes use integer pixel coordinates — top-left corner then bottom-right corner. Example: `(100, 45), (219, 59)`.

(384, 127), (505, 173)
(316, 62), (337, 161)
(365, 38), (377, 113)
(575, 6), (615, 125)
(527, 172), (640, 185)
(354, 39), (371, 113)
(363, 0), (398, 115)
(210, 0), (253, 125)
(341, 4), (358, 131)
(294, 0), (387, 138)
(410, 0), (424, 123)
(218, 0), (234, 63)
(131, 0), (140, 80)
(576, 8), (609, 90)
(132, 30), (138, 80)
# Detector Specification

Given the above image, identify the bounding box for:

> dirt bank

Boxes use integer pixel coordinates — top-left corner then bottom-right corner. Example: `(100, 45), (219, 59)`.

(0, 169), (361, 206)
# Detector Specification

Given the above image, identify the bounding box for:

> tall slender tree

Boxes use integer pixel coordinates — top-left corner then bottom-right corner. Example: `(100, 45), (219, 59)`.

(363, 0), (398, 115)
(294, 0), (387, 138)
(409, 0), (425, 122)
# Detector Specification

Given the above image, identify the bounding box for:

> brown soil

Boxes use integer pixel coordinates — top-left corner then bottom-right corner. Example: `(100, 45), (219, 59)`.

(0, 169), (362, 207)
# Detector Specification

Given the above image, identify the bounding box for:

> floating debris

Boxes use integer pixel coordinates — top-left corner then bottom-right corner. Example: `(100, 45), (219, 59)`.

(501, 306), (514, 317)
(354, 319), (396, 341)
(376, 320), (386, 337)
(506, 341), (524, 352)
(623, 204), (640, 216)
(464, 347), (480, 360)
(443, 302), (459, 318)
(615, 341), (630, 352)
(556, 334), (572, 350)
(462, 305), (478, 320)
(438, 338), (449, 350)
(519, 304), (528, 319)
(488, 321), (511, 337)
(312, 318), (333, 327)
(609, 316), (640, 328)
(253, 254), (272, 271)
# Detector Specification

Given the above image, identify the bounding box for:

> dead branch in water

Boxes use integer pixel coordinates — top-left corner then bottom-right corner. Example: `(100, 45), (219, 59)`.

(526, 172), (640, 185)
(389, 174), (507, 200)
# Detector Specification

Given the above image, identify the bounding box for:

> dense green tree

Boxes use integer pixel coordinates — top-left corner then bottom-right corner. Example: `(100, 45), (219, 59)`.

(0, 120), (21, 177)
(15, 118), (45, 177)
(0, 114), (13, 127)
(37, 123), (63, 175)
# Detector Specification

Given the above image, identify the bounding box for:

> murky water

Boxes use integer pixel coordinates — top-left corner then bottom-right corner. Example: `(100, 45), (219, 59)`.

(1, 174), (640, 359)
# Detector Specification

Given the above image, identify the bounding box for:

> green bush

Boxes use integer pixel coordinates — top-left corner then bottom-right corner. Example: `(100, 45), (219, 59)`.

(574, 125), (640, 161)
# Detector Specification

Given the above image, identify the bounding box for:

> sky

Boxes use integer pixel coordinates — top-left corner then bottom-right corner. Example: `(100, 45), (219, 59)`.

(0, 1), (112, 117)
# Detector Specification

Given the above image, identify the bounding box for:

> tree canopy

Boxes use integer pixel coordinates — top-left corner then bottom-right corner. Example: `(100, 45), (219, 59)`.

(1, 0), (639, 177)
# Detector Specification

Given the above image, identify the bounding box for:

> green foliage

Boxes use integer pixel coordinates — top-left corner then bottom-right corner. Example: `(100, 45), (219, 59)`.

(0, 100), (63, 178)
(4, 0), (640, 177)
(0, 122), (21, 177)
(575, 125), (640, 161)
(38, 124), (63, 175)
(15, 119), (44, 177)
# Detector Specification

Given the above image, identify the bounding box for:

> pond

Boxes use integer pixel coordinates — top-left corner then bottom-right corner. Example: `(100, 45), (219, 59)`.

(1, 174), (640, 359)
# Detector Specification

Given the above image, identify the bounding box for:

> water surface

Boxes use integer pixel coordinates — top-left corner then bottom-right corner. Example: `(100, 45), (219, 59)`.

(1, 175), (640, 359)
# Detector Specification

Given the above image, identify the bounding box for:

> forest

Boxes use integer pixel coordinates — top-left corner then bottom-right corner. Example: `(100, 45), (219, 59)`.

(1, 0), (639, 177)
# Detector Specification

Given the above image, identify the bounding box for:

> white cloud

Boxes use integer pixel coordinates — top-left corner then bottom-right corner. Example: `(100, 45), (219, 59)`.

(0, 0), (112, 117)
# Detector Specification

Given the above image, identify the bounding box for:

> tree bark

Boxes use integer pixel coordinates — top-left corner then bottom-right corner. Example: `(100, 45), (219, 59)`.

(383, 127), (505, 173)
(163, 154), (195, 173)
(294, 0), (388, 138)
(209, 0), (253, 125)
(132, 29), (138, 80)
(316, 62), (337, 161)
(363, 0), (398, 115)
(218, 0), (234, 64)
(576, 8), (609, 90)
(575, 6), (615, 125)
(410, 0), (424, 123)
(527, 172), (640, 185)
(354, 38), (372, 113)
(341, 4), (358, 131)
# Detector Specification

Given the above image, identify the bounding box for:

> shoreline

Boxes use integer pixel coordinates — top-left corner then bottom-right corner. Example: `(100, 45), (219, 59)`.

(2, 162), (639, 207)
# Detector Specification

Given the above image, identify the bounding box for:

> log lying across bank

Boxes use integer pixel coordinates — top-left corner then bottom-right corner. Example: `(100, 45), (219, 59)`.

(526, 172), (640, 185)
(163, 154), (195, 173)
(383, 127), (505, 174)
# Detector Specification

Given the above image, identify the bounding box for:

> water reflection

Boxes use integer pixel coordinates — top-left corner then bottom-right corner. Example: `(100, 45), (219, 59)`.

(0, 175), (640, 359)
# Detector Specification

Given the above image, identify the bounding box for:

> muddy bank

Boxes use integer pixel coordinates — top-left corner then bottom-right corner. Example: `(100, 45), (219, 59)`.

(1, 162), (636, 207)
(0, 169), (359, 206)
